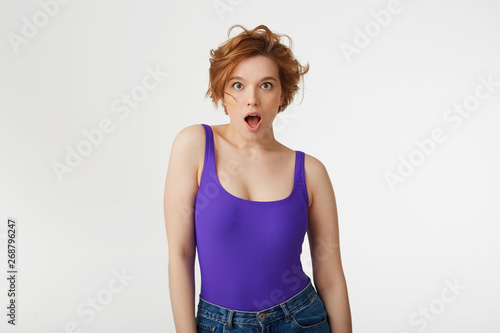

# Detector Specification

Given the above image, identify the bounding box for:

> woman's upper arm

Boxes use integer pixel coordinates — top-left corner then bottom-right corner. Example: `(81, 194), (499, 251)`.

(304, 154), (345, 289)
(164, 124), (205, 259)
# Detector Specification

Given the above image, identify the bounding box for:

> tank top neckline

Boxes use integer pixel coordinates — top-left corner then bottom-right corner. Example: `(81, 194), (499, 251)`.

(204, 124), (298, 205)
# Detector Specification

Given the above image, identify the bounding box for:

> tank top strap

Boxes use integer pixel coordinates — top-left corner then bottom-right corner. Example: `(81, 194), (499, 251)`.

(200, 123), (215, 175)
(295, 150), (309, 205)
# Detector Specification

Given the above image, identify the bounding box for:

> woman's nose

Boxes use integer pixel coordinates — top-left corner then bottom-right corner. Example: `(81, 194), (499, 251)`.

(246, 87), (259, 106)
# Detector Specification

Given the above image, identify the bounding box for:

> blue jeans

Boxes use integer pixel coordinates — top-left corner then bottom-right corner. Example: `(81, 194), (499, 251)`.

(195, 277), (331, 332)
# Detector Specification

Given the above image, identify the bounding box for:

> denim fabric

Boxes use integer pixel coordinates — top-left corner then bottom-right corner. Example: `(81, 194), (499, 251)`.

(195, 277), (331, 332)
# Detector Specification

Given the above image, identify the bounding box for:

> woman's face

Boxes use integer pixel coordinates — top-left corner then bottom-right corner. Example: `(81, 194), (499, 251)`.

(223, 55), (284, 135)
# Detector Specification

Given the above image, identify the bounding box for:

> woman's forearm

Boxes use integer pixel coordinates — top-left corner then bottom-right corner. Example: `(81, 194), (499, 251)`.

(168, 254), (197, 333)
(316, 280), (352, 333)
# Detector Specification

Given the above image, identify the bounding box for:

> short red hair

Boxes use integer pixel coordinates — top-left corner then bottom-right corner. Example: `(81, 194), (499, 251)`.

(205, 24), (309, 114)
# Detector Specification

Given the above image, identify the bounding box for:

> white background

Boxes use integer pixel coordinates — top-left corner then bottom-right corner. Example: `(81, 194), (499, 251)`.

(1, 0), (499, 332)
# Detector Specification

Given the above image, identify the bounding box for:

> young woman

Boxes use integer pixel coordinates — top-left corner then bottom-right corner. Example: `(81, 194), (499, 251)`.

(164, 24), (352, 333)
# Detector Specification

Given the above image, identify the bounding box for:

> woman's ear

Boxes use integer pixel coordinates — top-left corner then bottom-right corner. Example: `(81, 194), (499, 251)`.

(280, 92), (284, 105)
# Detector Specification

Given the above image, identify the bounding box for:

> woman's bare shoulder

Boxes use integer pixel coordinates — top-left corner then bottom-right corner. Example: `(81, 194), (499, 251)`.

(172, 124), (205, 146)
(169, 124), (206, 169)
(303, 152), (327, 172)
(303, 152), (331, 207)
(174, 124), (205, 143)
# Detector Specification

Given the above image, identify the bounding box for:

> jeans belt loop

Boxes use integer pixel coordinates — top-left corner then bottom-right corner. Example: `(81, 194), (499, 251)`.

(227, 310), (234, 329)
(280, 302), (292, 322)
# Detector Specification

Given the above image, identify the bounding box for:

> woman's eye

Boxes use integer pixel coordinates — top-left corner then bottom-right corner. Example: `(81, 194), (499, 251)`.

(262, 82), (273, 89)
(233, 82), (243, 89)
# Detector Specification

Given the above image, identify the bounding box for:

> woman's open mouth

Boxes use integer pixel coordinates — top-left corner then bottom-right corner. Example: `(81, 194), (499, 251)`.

(244, 114), (262, 131)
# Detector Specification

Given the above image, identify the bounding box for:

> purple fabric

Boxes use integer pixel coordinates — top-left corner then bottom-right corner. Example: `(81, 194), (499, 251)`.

(194, 124), (311, 311)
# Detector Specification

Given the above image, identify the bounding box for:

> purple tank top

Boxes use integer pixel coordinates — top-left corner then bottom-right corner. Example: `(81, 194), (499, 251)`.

(194, 124), (311, 311)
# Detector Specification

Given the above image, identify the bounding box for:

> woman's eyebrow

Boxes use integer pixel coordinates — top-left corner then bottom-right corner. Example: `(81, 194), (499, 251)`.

(228, 76), (278, 82)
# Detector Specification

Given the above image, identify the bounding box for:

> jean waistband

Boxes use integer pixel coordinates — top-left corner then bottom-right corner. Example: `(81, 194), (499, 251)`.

(196, 276), (317, 326)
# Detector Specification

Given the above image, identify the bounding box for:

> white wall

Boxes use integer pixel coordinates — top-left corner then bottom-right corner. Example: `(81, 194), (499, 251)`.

(1, 0), (499, 332)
